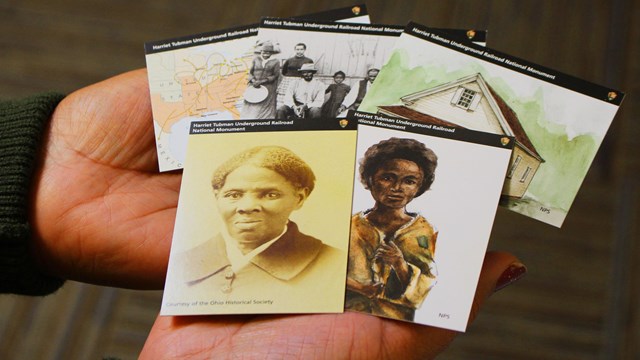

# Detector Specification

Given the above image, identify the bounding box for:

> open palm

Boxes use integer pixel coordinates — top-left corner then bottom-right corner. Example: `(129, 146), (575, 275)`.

(30, 69), (180, 289)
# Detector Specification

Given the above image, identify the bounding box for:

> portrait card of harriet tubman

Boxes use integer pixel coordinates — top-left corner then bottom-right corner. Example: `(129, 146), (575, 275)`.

(161, 118), (357, 315)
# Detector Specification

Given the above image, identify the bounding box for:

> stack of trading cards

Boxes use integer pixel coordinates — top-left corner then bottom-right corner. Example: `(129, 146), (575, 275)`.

(144, 4), (624, 332)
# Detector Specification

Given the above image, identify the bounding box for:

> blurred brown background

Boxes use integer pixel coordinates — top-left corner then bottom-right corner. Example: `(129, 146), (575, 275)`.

(1, 0), (638, 358)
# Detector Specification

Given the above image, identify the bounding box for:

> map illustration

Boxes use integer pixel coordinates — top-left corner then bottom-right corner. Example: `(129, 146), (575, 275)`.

(146, 33), (255, 171)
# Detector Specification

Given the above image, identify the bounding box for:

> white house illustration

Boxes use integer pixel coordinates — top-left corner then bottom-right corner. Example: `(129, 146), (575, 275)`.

(377, 73), (544, 198)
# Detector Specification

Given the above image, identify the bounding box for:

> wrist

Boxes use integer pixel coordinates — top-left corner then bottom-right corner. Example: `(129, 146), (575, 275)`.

(0, 93), (66, 295)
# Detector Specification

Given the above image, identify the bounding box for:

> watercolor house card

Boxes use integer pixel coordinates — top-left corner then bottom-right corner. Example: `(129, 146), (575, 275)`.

(144, 5), (370, 171)
(346, 111), (513, 331)
(358, 22), (624, 227)
(161, 118), (357, 315)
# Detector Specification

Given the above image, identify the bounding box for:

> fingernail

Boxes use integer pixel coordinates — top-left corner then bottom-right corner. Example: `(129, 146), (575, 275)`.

(495, 262), (527, 292)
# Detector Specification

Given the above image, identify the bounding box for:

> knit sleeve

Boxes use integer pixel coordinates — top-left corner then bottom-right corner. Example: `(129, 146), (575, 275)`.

(0, 93), (66, 295)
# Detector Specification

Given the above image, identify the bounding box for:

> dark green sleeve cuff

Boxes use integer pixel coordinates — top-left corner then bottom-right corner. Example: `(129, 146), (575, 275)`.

(0, 93), (66, 295)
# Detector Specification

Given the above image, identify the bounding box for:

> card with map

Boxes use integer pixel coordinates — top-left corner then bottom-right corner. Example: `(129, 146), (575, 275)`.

(161, 118), (357, 315)
(144, 5), (370, 171)
(358, 22), (625, 227)
(346, 111), (513, 331)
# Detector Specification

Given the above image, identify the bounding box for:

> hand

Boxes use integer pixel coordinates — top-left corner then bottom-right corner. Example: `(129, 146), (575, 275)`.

(375, 241), (405, 269)
(337, 104), (347, 114)
(361, 281), (385, 298)
(141, 251), (524, 359)
(375, 241), (411, 285)
(30, 69), (181, 289)
(346, 277), (384, 298)
(25, 69), (527, 358)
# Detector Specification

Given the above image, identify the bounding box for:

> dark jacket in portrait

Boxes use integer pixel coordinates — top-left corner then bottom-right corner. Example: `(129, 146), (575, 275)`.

(166, 222), (345, 314)
(281, 56), (313, 77)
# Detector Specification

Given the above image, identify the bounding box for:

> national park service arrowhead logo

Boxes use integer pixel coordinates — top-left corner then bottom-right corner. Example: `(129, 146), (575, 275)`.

(500, 137), (511, 146)
(607, 91), (617, 101)
(466, 30), (476, 40)
(339, 119), (349, 128)
(352, 6), (361, 15)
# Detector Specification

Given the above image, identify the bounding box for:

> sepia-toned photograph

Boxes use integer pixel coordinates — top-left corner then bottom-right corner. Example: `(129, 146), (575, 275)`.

(161, 122), (357, 315)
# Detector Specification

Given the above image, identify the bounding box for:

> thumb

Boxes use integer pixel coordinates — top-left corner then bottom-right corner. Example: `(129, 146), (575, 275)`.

(468, 251), (526, 323)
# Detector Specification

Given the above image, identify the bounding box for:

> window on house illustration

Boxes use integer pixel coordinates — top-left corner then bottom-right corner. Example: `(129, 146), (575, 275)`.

(451, 87), (482, 111)
(519, 166), (532, 183)
(507, 155), (522, 179)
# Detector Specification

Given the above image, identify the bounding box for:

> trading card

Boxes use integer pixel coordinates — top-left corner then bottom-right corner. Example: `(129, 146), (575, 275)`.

(255, 18), (402, 121)
(256, 18), (487, 123)
(359, 22), (624, 227)
(161, 118), (357, 315)
(347, 111), (513, 331)
(144, 5), (370, 171)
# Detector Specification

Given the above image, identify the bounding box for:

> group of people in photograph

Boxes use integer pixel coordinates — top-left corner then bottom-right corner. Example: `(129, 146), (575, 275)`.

(241, 41), (380, 119)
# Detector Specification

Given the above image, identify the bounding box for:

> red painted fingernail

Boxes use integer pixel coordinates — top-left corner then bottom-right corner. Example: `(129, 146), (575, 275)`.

(495, 262), (527, 292)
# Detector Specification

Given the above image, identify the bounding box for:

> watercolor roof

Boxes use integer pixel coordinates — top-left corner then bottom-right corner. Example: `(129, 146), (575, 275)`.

(379, 73), (544, 161)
